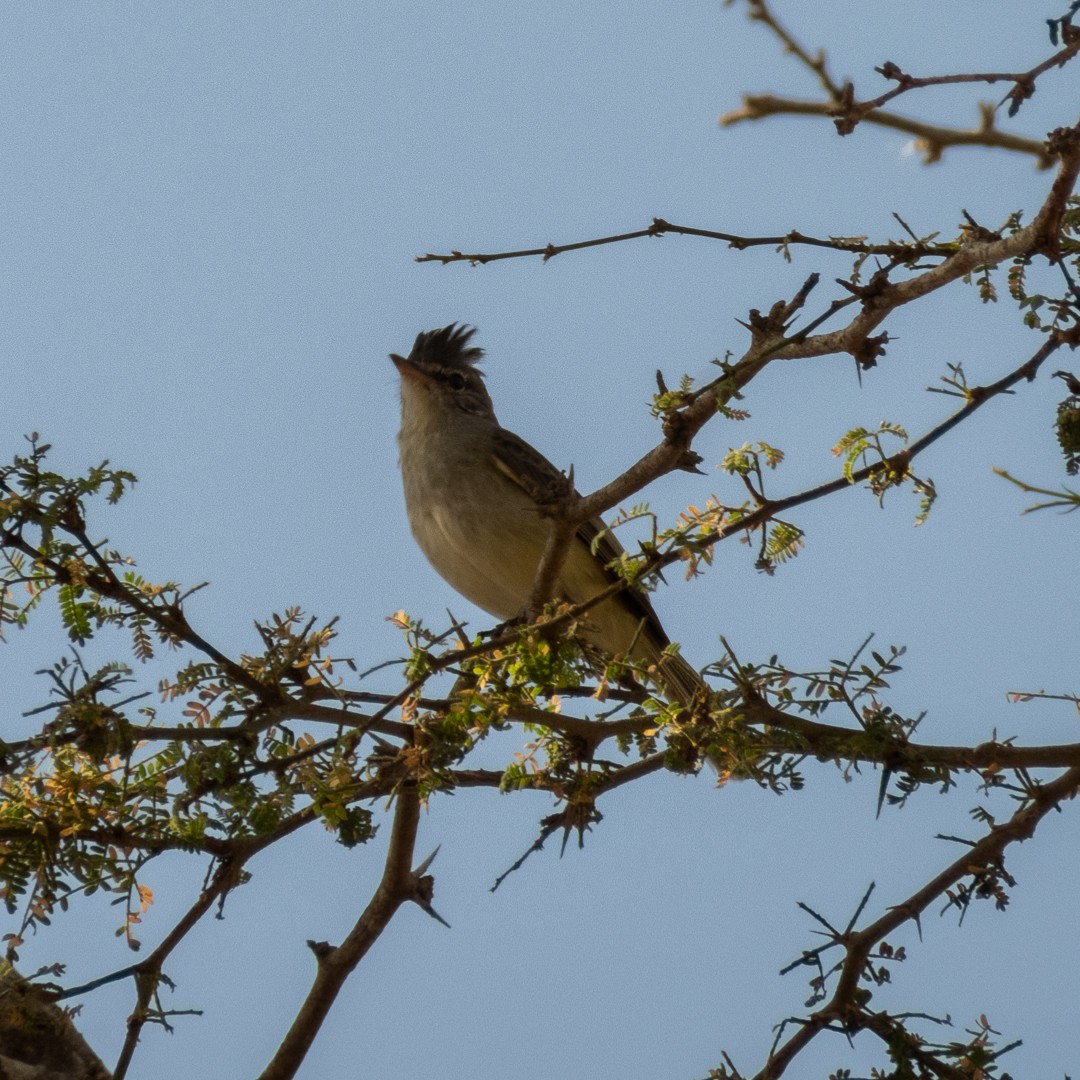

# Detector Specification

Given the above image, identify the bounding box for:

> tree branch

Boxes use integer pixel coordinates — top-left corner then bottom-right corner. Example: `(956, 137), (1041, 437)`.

(741, 0), (844, 100)
(416, 217), (958, 266)
(257, 784), (425, 1080)
(111, 854), (252, 1080)
(413, 126), (1080, 559)
(719, 93), (1054, 167)
(755, 765), (1080, 1078)
(725, 0), (1077, 160)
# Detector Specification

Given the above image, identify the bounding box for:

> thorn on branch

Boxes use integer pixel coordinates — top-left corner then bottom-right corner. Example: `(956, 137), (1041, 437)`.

(783, 273), (821, 322)
(959, 210), (1001, 243)
(1046, 123), (1080, 160)
(406, 845), (450, 926)
(853, 333), (891, 372)
(676, 450), (707, 475)
(874, 61), (910, 85)
(413, 845), (441, 876)
(661, 406), (693, 445)
(1004, 74), (1037, 118)
(834, 266), (892, 305)
(411, 874), (450, 927)
(306, 939), (336, 962)
(744, 294), (801, 338)
(829, 82), (859, 136)
(1052, 368), (1080, 395)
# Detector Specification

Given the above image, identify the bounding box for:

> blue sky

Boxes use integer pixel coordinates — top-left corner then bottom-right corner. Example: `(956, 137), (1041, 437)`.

(5, 2), (1079, 1077)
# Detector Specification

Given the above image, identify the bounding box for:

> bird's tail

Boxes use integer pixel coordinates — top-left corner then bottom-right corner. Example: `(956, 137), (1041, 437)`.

(652, 646), (709, 709)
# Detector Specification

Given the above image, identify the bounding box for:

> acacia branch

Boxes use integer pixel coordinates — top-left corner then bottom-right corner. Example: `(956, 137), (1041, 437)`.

(741, 692), (1080, 772)
(754, 765), (1080, 1078)
(856, 44), (1080, 121)
(719, 94), (1054, 166)
(0, 705), (411, 774)
(503, 701), (651, 742)
(416, 217), (957, 265)
(413, 125), (1080, 564)
(388, 311), (1080, 735)
(711, 324), (1080, 543)
(268, 701), (412, 742)
(771, 136), (1080, 362)
(257, 784), (426, 1080)
(500, 682), (1080, 775)
(727, 0), (1075, 161)
(111, 855), (251, 1080)
(72, 525), (274, 702)
(527, 515), (577, 617)
(69, 809), (348, 1079)
(593, 749), (668, 791)
(1, 521), (275, 705)
(577, 246), (1077, 560)
(742, 0), (843, 99)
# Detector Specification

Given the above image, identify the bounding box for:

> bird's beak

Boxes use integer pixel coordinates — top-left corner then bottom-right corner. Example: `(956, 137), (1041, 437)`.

(390, 353), (427, 383)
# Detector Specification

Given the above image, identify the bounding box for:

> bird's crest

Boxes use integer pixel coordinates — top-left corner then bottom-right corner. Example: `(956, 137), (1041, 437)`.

(407, 323), (485, 372)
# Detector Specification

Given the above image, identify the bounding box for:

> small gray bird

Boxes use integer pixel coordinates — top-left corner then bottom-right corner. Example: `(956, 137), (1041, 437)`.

(391, 323), (704, 706)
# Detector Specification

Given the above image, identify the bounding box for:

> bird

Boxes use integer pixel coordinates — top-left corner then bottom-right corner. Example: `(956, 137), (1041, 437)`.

(390, 323), (705, 708)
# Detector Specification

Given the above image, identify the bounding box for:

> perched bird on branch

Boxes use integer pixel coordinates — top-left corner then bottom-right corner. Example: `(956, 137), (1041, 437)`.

(391, 323), (704, 707)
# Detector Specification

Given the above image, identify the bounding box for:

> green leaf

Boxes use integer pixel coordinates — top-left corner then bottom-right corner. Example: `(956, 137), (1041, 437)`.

(57, 584), (93, 643)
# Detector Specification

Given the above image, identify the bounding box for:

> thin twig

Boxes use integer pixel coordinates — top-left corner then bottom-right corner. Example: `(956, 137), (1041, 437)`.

(416, 217), (957, 266)
(743, 0), (844, 99)
(113, 855), (251, 1079)
(855, 44), (1080, 121)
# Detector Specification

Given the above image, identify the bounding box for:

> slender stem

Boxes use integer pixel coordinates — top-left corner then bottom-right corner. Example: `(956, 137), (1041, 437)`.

(743, 0), (844, 99)
(113, 855), (251, 1080)
(416, 218), (957, 265)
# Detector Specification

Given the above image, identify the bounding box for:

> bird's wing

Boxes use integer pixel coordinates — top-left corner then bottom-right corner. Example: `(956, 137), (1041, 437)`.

(490, 426), (670, 645)
(490, 426), (572, 504)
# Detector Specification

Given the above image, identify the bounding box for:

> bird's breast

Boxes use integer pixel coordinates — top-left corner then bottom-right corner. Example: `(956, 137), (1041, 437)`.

(399, 435), (544, 620)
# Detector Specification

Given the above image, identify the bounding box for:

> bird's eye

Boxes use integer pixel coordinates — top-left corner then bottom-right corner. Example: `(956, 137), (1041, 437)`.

(446, 372), (466, 391)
